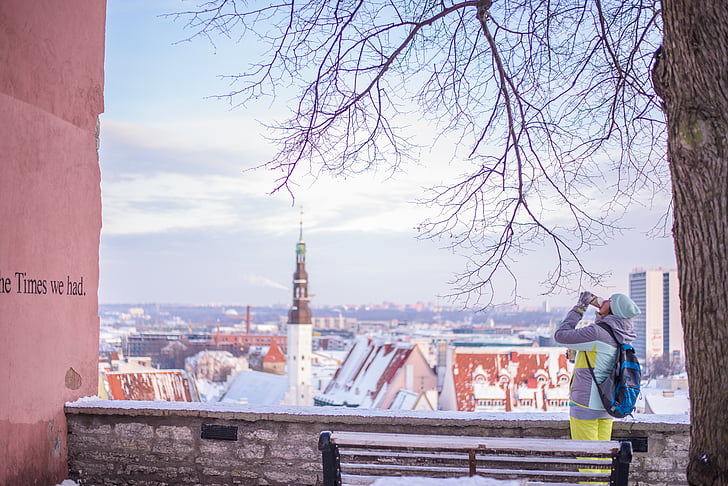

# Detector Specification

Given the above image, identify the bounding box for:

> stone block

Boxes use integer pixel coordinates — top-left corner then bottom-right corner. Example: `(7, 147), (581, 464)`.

(202, 466), (230, 477)
(645, 469), (688, 484)
(69, 422), (112, 436)
(278, 443), (318, 461)
(244, 428), (278, 442)
(156, 425), (194, 441)
(231, 468), (259, 479)
(68, 433), (110, 450)
(152, 440), (195, 457)
(235, 442), (266, 460)
(114, 422), (154, 440)
(264, 469), (317, 485)
(194, 454), (239, 469)
(663, 435), (689, 455)
(199, 439), (237, 456)
(114, 438), (153, 453)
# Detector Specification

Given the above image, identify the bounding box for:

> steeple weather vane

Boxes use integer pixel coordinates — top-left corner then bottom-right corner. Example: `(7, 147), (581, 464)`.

(299, 206), (304, 242)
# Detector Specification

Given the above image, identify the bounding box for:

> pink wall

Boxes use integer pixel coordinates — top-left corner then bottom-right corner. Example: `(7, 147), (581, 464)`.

(0, 1), (106, 484)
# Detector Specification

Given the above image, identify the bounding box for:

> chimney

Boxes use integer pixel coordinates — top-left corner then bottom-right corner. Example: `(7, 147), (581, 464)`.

(246, 306), (251, 334)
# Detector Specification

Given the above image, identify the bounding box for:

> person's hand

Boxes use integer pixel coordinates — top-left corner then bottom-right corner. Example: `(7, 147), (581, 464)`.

(577, 291), (593, 310)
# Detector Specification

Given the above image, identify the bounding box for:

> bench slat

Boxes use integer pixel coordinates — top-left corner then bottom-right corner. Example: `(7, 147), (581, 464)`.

(340, 449), (613, 467)
(341, 474), (586, 486)
(342, 462), (611, 480)
(340, 473), (531, 486)
(329, 431), (621, 455)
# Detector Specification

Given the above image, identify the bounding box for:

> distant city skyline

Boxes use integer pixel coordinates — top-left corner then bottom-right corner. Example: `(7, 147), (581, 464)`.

(100, 1), (677, 310)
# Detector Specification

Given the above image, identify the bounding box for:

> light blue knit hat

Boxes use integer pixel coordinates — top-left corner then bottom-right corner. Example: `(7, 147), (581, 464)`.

(610, 293), (640, 319)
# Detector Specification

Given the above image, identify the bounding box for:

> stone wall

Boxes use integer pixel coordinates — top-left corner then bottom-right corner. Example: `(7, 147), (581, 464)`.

(66, 399), (689, 486)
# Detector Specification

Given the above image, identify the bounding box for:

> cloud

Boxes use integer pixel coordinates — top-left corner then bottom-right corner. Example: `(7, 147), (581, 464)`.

(242, 274), (289, 292)
(99, 118), (442, 238)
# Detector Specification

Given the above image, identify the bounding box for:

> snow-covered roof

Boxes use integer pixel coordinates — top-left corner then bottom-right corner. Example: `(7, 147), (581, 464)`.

(185, 350), (236, 367)
(642, 389), (690, 415)
(388, 389), (419, 410)
(221, 369), (288, 406)
(316, 337), (417, 408)
(450, 347), (571, 412)
(104, 370), (197, 402)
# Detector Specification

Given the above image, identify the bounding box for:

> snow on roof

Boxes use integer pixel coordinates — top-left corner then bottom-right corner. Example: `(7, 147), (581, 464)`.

(316, 338), (415, 407)
(452, 348), (570, 411)
(642, 389), (690, 415)
(105, 370), (196, 402)
(388, 389), (419, 410)
(221, 369), (288, 406)
(186, 350), (236, 367)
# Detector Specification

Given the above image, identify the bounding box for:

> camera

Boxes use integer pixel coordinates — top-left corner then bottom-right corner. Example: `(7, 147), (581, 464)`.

(589, 294), (604, 308)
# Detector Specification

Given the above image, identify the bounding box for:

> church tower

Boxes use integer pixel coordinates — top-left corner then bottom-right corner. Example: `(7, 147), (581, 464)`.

(283, 213), (313, 406)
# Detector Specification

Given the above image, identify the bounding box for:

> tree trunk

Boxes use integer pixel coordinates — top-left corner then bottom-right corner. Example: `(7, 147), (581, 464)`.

(653, 1), (728, 484)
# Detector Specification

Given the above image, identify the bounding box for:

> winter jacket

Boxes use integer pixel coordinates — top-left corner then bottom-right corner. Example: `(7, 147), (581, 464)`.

(554, 307), (637, 420)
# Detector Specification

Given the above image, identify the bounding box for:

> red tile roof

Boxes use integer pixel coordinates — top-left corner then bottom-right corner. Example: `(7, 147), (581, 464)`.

(263, 339), (286, 363)
(105, 370), (197, 401)
(451, 349), (570, 412)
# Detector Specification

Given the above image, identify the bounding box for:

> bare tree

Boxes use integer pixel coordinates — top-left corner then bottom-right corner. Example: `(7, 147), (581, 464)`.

(173, 1), (727, 483)
(652, 2), (728, 484)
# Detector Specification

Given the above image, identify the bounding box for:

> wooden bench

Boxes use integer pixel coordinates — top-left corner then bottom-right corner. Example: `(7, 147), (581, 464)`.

(318, 431), (632, 486)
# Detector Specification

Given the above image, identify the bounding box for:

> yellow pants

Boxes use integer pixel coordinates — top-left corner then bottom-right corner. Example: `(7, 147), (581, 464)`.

(570, 417), (613, 484)
(569, 416), (613, 441)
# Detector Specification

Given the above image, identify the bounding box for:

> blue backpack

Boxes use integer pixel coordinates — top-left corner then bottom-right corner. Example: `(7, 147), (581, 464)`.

(585, 322), (641, 418)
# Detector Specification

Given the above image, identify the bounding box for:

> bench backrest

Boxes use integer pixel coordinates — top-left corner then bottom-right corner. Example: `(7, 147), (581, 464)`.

(318, 431), (633, 486)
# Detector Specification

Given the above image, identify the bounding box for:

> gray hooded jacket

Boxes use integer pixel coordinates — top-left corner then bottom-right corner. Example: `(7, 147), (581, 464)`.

(554, 307), (637, 420)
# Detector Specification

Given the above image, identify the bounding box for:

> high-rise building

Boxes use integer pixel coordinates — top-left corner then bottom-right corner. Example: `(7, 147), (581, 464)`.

(629, 268), (683, 368)
(282, 215), (314, 406)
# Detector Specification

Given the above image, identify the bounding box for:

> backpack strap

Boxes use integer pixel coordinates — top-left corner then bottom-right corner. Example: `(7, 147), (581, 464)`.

(595, 321), (619, 345)
(583, 323), (620, 413)
(584, 352), (617, 412)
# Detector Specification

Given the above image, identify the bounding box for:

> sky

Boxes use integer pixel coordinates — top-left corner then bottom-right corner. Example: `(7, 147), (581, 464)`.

(99, 1), (677, 309)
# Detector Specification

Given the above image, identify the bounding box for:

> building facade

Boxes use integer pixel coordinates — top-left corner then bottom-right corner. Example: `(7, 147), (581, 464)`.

(629, 268), (683, 368)
(439, 346), (572, 413)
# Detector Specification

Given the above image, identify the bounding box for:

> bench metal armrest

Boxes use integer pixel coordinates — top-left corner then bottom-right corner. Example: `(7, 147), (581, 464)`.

(612, 440), (633, 486)
(319, 431), (340, 486)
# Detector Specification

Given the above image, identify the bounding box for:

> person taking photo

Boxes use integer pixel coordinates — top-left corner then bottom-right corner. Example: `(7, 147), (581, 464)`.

(554, 291), (640, 441)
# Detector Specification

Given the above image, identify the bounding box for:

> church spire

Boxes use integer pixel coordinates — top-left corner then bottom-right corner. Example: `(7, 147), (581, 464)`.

(299, 207), (304, 241)
(284, 210), (314, 406)
(289, 209), (311, 325)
